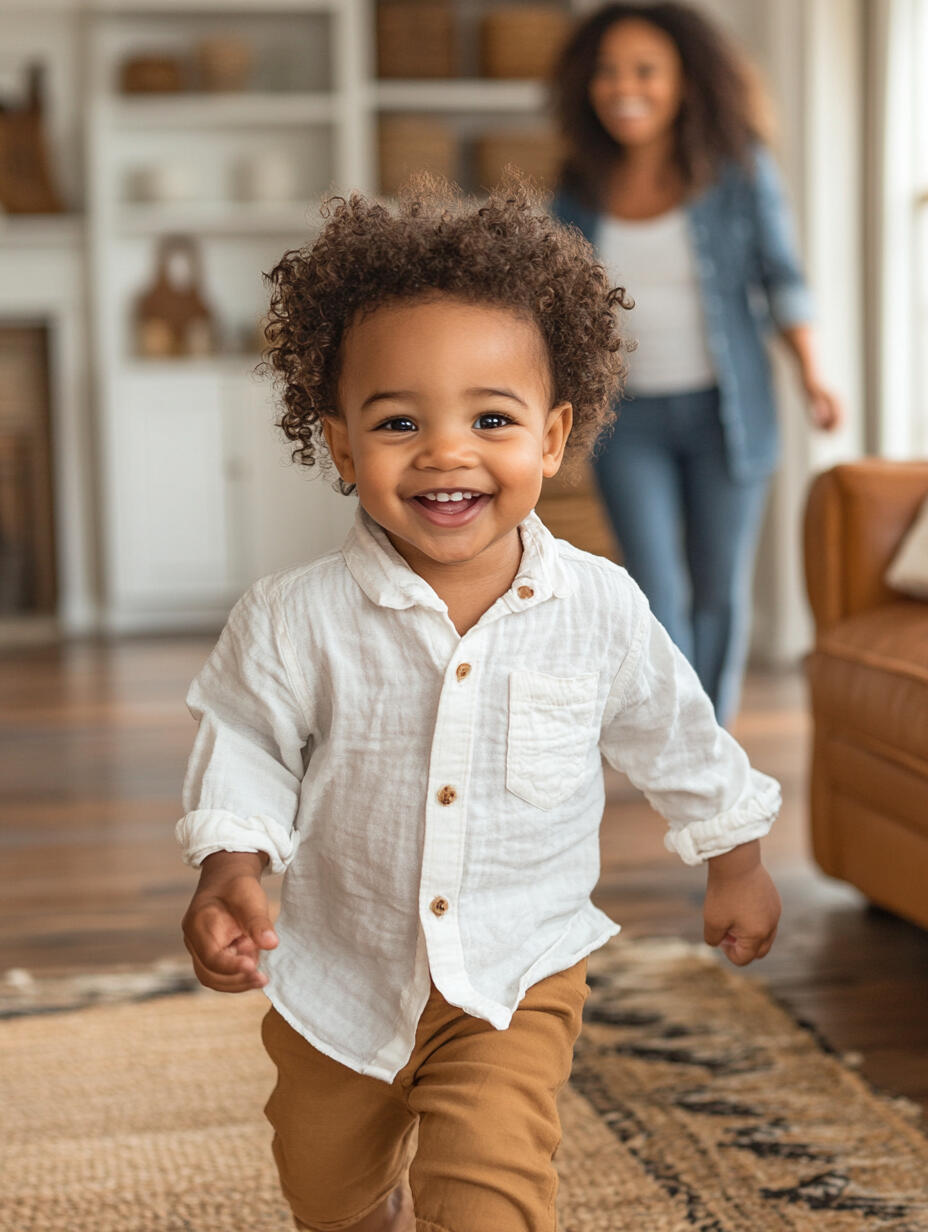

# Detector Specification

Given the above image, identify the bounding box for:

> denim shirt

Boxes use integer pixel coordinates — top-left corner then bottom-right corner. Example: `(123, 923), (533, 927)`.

(552, 145), (814, 481)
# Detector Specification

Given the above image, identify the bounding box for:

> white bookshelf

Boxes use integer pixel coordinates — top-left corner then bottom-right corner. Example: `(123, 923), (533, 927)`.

(104, 91), (339, 127)
(116, 201), (322, 235)
(84, 0), (366, 630)
(371, 79), (546, 112)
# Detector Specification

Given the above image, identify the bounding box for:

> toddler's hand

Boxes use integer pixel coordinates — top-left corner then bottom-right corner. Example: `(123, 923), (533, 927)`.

(703, 841), (781, 967)
(181, 851), (278, 993)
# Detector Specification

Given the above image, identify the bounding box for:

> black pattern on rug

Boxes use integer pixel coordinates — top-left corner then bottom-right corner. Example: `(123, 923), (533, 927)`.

(569, 939), (928, 1230)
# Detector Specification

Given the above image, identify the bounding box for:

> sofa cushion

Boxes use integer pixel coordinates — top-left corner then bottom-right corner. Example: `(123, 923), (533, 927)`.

(807, 599), (928, 771)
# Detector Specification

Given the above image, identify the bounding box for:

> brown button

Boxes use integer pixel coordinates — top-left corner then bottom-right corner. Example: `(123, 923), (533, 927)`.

(437, 785), (457, 806)
(430, 895), (450, 917)
(517, 585), (534, 599)
(455, 663), (471, 681)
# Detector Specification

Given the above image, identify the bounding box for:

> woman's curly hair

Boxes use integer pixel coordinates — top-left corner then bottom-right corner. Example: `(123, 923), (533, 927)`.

(262, 175), (630, 490)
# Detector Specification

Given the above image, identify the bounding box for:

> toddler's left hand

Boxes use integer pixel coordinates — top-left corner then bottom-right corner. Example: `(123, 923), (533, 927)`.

(703, 844), (781, 967)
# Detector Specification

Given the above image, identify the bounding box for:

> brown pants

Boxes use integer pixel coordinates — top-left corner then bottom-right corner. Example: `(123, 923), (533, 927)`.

(261, 960), (589, 1232)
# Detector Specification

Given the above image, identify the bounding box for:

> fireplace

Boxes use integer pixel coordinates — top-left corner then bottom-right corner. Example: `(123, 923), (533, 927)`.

(0, 324), (57, 615)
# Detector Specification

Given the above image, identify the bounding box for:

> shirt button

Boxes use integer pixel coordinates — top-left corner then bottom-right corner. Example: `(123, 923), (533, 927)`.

(430, 895), (450, 916)
(517, 585), (534, 599)
(455, 663), (471, 681)
(437, 785), (457, 806)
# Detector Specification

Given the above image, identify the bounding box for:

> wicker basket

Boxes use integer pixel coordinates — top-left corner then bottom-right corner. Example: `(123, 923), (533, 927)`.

(377, 1), (458, 78)
(379, 116), (458, 196)
(195, 36), (254, 92)
(119, 54), (186, 94)
(479, 6), (570, 79)
(474, 129), (561, 190)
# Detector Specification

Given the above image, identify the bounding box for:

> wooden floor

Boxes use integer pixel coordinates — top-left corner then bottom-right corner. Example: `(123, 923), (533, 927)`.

(1, 638), (927, 1117)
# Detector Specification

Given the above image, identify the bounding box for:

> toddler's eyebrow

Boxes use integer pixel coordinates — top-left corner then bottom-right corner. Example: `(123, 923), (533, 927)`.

(360, 387), (529, 412)
(466, 387), (528, 407)
(360, 390), (416, 412)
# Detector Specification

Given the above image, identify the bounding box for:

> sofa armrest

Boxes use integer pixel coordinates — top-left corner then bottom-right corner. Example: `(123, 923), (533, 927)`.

(804, 460), (928, 632)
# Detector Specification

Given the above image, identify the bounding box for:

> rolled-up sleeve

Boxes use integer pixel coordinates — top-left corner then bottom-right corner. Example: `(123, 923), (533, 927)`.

(600, 596), (781, 865)
(176, 577), (310, 874)
(751, 144), (815, 329)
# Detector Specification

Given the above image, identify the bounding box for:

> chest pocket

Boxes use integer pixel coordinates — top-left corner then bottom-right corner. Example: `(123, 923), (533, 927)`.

(506, 670), (599, 810)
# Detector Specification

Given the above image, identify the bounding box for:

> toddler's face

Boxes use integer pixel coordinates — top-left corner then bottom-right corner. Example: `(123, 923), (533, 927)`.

(324, 295), (571, 574)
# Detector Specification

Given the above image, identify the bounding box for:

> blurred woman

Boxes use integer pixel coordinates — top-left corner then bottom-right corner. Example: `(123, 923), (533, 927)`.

(551, 1), (841, 724)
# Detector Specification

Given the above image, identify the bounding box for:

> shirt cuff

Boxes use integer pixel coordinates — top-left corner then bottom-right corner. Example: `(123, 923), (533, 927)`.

(175, 809), (299, 875)
(770, 282), (815, 330)
(663, 771), (781, 866)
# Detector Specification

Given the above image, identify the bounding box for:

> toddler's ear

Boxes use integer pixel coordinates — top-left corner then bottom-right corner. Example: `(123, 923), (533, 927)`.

(542, 403), (573, 478)
(322, 415), (357, 485)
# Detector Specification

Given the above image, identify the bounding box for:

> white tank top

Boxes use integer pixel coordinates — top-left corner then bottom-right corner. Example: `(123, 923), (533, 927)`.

(598, 208), (717, 396)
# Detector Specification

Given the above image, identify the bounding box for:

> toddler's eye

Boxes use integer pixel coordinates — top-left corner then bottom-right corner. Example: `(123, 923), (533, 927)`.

(376, 417), (417, 432)
(475, 412), (513, 430)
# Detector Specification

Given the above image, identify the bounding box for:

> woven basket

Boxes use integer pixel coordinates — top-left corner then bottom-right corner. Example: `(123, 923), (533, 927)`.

(474, 129), (561, 190)
(195, 36), (254, 92)
(479, 6), (570, 79)
(377, 1), (458, 78)
(119, 54), (186, 94)
(379, 116), (458, 196)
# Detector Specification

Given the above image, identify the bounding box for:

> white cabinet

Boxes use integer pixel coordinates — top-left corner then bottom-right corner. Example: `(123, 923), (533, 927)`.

(108, 370), (232, 616)
(224, 372), (357, 585)
(102, 363), (357, 629)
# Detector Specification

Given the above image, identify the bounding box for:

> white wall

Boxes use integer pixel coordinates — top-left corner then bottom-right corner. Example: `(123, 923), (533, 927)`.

(706, 0), (866, 665)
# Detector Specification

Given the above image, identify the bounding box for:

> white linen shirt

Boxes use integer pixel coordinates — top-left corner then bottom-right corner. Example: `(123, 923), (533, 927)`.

(177, 507), (780, 1082)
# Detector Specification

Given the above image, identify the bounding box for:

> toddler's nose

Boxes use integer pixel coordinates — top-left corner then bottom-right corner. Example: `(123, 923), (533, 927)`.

(414, 428), (476, 471)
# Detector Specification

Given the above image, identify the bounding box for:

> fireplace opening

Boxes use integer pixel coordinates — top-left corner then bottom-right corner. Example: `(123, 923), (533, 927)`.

(0, 324), (57, 616)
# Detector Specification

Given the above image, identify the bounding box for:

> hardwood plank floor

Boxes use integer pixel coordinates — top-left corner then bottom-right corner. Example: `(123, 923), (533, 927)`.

(1, 639), (926, 1117)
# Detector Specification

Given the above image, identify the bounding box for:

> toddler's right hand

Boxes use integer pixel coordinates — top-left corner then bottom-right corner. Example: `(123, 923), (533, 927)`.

(181, 850), (278, 993)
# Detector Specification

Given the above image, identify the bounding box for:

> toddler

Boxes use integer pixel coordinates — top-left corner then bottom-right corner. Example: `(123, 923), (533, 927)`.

(178, 179), (782, 1232)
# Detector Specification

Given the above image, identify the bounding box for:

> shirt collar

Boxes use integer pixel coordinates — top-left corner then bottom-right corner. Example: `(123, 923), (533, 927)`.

(341, 505), (574, 613)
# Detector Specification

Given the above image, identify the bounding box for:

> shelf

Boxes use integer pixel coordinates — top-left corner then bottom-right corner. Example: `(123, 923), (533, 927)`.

(102, 92), (336, 128)
(120, 356), (266, 376)
(0, 214), (85, 246)
(88, 0), (337, 11)
(117, 201), (321, 236)
(372, 79), (549, 113)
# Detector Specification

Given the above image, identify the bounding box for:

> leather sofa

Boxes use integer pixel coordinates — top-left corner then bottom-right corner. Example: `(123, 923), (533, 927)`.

(804, 460), (928, 930)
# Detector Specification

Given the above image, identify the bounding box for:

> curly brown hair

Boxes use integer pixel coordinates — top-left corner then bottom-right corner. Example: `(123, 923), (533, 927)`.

(262, 176), (630, 490)
(553, 2), (773, 209)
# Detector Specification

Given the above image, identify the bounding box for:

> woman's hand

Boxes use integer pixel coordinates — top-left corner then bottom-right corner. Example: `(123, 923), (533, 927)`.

(181, 850), (278, 992)
(779, 324), (843, 431)
(703, 840), (781, 966)
(804, 377), (843, 431)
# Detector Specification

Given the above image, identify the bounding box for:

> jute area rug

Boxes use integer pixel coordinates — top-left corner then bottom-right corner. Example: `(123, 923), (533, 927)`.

(2, 938), (927, 1232)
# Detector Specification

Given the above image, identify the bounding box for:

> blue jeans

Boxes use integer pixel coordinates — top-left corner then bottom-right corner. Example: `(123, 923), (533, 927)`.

(592, 387), (770, 725)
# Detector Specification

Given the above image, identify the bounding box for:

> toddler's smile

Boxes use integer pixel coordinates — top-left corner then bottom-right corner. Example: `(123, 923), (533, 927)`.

(410, 489), (492, 527)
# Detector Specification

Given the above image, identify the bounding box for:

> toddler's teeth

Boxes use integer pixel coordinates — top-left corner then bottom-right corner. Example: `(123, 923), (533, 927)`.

(417, 490), (483, 506)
